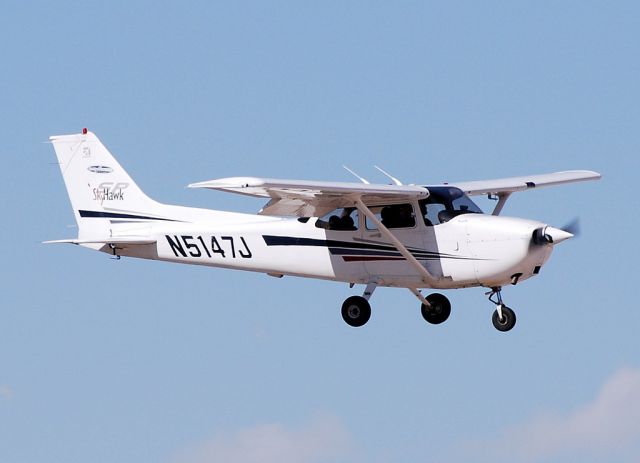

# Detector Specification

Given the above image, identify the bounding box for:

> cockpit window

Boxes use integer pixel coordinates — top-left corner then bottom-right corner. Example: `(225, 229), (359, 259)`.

(419, 186), (483, 226)
(315, 208), (359, 231)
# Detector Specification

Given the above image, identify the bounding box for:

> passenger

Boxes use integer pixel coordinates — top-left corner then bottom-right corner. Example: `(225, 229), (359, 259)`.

(397, 204), (415, 227)
(340, 215), (356, 231)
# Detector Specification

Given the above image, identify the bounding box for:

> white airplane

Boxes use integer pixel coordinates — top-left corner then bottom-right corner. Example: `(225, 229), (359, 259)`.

(47, 129), (601, 332)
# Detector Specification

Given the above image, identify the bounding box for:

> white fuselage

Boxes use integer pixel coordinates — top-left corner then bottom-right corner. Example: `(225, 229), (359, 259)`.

(110, 203), (553, 290)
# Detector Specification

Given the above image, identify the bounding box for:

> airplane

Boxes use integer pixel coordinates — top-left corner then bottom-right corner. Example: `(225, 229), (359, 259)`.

(46, 129), (601, 332)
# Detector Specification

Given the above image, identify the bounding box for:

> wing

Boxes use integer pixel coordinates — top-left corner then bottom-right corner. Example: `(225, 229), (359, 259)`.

(452, 170), (601, 196)
(188, 177), (429, 217)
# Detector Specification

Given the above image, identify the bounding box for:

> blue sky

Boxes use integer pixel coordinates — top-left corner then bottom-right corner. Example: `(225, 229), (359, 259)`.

(1, 2), (639, 462)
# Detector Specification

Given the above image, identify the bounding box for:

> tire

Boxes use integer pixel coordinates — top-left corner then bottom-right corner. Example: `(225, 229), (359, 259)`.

(421, 293), (451, 325)
(341, 296), (372, 327)
(492, 306), (516, 332)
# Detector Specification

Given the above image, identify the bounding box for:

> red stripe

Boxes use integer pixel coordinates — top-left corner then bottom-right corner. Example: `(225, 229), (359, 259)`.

(342, 256), (405, 262)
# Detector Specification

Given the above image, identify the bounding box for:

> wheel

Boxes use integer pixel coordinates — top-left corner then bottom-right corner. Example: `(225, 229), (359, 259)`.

(341, 296), (372, 327)
(492, 306), (516, 332)
(421, 293), (451, 325)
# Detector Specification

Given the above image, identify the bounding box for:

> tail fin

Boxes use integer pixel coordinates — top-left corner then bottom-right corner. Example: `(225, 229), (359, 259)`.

(50, 130), (161, 240)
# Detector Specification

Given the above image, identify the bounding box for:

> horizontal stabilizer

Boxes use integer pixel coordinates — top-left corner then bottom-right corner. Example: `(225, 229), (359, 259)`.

(43, 237), (156, 245)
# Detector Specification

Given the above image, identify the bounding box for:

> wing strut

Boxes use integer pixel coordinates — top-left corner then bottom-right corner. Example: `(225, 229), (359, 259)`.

(354, 198), (439, 286)
(491, 192), (511, 216)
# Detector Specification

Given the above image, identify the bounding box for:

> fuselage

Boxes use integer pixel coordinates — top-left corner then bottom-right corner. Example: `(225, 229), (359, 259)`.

(111, 202), (554, 290)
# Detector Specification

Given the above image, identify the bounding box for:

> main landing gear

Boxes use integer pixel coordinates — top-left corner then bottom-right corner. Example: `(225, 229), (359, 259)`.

(341, 282), (375, 327)
(340, 284), (453, 328)
(419, 293), (451, 325)
(341, 296), (371, 327)
(340, 285), (517, 332)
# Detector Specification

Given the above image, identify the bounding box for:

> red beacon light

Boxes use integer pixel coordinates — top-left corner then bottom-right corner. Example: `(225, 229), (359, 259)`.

(82, 127), (88, 135)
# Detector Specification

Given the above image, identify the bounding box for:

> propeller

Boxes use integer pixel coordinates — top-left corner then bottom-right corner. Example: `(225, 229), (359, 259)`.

(561, 217), (580, 237)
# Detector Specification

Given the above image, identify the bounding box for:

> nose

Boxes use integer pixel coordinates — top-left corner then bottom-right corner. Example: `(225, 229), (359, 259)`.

(532, 226), (574, 245)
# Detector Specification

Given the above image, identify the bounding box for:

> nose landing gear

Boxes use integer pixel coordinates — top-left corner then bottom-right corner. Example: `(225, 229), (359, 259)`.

(486, 287), (516, 332)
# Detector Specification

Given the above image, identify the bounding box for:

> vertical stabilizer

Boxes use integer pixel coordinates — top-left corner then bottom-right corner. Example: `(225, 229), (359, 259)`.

(50, 130), (161, 240)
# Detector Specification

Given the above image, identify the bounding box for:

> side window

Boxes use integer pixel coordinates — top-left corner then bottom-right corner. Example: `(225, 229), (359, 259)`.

(366, 203), (416, 229)
(315, 208), (359, 231)
(420, 200), (446, 226)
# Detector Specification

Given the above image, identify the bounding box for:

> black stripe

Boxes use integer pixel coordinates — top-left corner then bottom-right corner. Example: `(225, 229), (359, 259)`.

(263, 235), (427, 254)
(329, 247), (405, 257)
(79, 210), (179, 222)
(328, 247), (440, 259)
(329, 247), (477, 261)
(263, 235), (476, 260)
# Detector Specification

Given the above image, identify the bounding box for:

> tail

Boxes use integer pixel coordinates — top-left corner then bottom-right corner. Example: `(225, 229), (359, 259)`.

(50, 129), (163, 241)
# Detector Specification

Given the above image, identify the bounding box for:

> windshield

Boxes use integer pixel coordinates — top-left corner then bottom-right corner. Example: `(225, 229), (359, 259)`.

(419, 186), (483, 225)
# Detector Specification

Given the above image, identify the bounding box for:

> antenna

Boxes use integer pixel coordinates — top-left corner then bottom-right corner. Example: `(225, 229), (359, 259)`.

(343, 165), (370, 184)
(374, 165), (403, 186)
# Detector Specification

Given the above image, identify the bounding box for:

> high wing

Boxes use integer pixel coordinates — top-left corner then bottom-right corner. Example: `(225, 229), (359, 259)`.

(451, 170), (601, 196)
(188, 177), (429, 217)
(189, 170), (600, 217)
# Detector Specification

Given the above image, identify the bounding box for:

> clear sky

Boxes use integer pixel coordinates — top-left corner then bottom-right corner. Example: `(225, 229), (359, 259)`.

(1, 2), (639, 462)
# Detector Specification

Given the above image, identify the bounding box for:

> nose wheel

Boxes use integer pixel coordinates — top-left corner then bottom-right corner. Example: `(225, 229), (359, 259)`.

(492, 306), (516, 331)
(487, 288), (517, 332)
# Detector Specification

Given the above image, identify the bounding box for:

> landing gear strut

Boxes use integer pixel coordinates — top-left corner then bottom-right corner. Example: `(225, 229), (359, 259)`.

(486, 287), (516, 332)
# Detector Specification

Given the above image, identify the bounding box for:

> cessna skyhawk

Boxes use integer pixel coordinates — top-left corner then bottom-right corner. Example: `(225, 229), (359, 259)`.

(46, 130), (600, 332)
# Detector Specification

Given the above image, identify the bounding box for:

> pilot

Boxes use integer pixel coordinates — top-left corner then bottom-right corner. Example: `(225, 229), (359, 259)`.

(438, 210), (453, 223)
